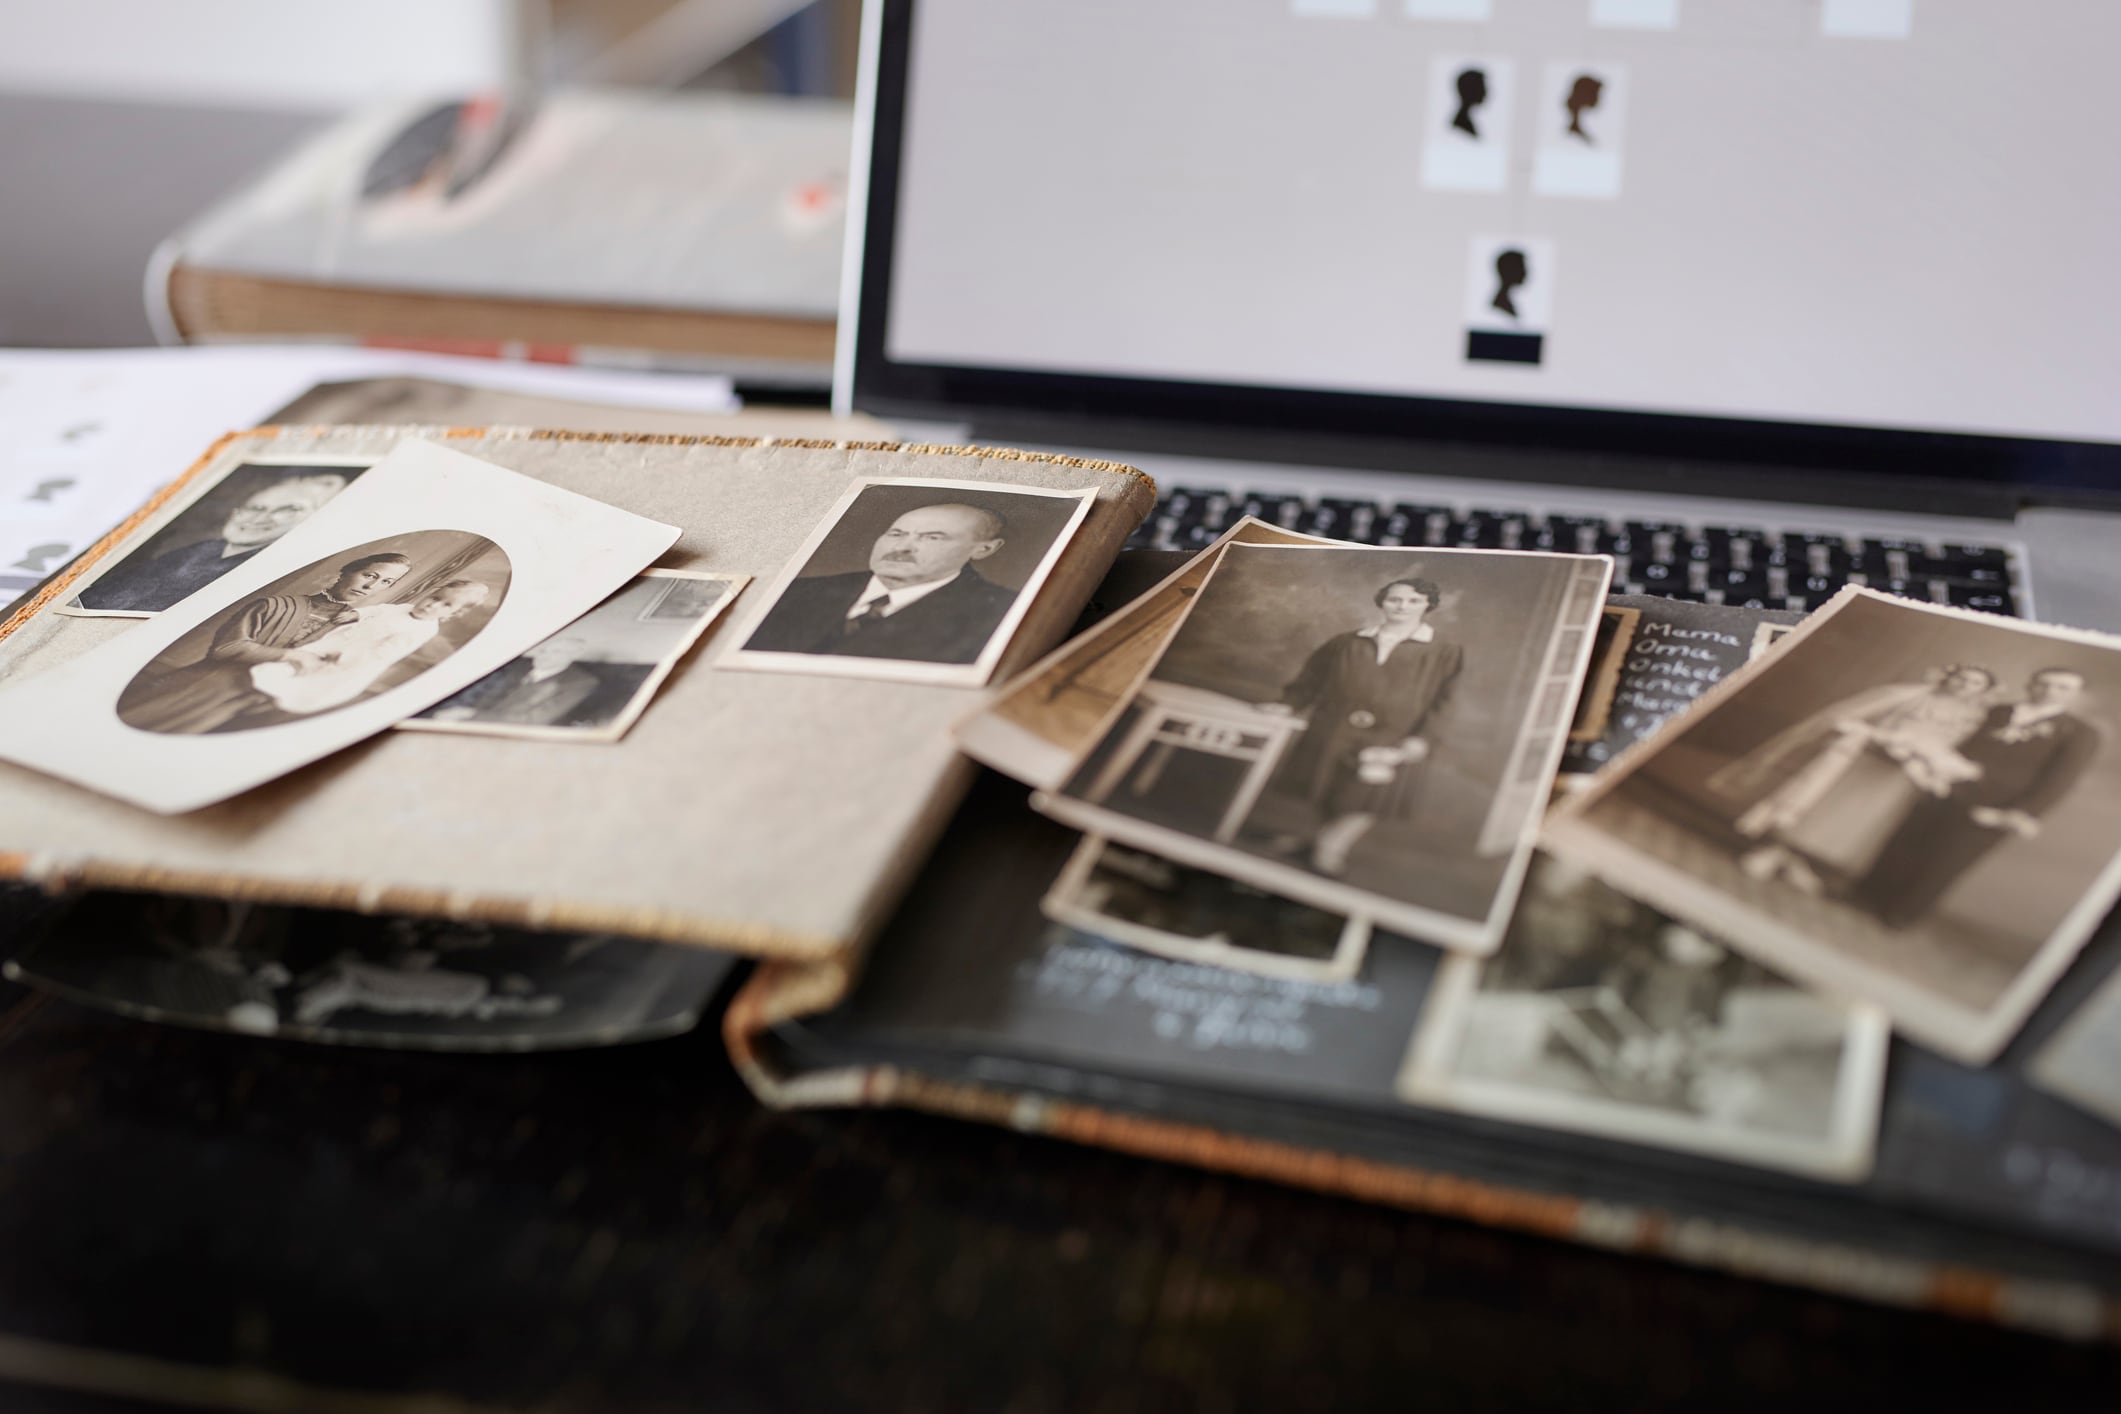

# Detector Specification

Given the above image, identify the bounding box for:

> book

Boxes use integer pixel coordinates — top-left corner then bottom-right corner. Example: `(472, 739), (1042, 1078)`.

(150, 90), (849, 385)
(0, 425), (1152, 973)
(729, 566), (2121, 1342)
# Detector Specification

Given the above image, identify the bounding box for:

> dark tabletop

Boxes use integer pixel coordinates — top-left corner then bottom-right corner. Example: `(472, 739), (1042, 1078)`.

(0, 888), (2117, 1412)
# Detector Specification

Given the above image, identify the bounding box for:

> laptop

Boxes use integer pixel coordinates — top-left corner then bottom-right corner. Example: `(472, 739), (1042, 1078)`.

(834, 0), (2121, 633)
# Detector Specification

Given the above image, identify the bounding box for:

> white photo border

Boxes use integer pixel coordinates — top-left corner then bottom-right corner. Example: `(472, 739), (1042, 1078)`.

(1041, 833), (1374, 985)
(396, 568), (749, 744)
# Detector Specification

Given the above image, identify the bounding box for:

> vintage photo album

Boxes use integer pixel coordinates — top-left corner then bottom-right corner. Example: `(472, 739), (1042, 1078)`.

(8, 440), (2121, 1341)
(0, 425), (1155, 1000)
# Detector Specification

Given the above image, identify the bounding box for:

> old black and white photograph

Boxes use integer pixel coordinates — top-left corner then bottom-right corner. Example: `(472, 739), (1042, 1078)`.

(0, 437), (680, 813)
(1547, 588), (2121, 1063)
(65, 456), (373, 616)
(406, 569), (746, 742)
(958, 516), (1331, 791)
(1041, 541), (1612, 953)
(116, 531), (510, 735)
(1043, 835), (1371, 983)
(3, 893), (737, 1051)
(726, 477), (1098, 686)
(1398, 856), (1888, 1180)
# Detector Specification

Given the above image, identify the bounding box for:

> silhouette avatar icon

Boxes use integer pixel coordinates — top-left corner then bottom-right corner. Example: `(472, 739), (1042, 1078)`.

(1564, 74), (1604, 144)
(1451, 68), (1489, 138)
(1491, 249), (1529, 319)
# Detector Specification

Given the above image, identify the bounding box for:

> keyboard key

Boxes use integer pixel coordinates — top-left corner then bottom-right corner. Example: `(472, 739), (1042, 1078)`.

(1238, 494), (1302, 528)
(1948, 586), (2017, 615)
(1936, 543), (2010, 569)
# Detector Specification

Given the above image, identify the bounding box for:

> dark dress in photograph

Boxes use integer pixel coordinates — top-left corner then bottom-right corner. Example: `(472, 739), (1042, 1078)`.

(118, 591), (355, 735)
(1276, 629), (1462, 819)
(1855, 705), (2102, 928)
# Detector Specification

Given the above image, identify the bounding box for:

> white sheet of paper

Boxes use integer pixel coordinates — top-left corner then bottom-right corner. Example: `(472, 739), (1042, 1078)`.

(0, 439), (678, 813)
(0, 345), (735, 612)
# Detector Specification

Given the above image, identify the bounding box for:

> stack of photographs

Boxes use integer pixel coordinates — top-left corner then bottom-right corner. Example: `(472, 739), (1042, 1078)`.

(964, 526), (2121, 1184)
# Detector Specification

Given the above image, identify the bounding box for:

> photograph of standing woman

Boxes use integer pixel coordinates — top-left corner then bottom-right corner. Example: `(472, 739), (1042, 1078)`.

(1261, 577), (1461, 875)
(1048, 542), (1610, 949)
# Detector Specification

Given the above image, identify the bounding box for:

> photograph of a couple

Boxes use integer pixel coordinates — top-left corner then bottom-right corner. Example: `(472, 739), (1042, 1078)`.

(1046, 542), (1608, 950)
(1548, 590), (2121, 1061)
(116, 531), (510, 736)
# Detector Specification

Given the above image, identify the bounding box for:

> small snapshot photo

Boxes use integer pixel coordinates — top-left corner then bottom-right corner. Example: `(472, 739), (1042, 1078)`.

(1546, 588), (2121, 1063)
(1421, 55), (1515, 193)
(114, 531), (509, 736)
(1042, 541), (1612, 953)
(1820, 0), (1914, 40)
(1589, 0), (1679, 29)
(1531, 61), (1628, 199)
(1464, 236), (1555, 367)
(1398, 855), (1888, 1180)
(3, 893), (737, 1052)
(65, 457), (373, 616)
(1043, 835), (1372, 984)
(1290, 0), (1377, 14)
(1404, 0), (1492, 19)
(726, 477), (1099, 687)
(405, 569), (746, 742)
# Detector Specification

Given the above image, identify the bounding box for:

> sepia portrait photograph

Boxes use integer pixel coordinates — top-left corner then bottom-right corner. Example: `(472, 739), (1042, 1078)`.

(1547, 588), (2121, 1063)
(725, 477), (1099, 687)
(958, 516), (1332, 790)
(1042, 835), (1371, 984)
(65, 455), (374, 616)
(4, 893), (737, 1052)
(405, 569), (746, 742)
(1040, 541), (1613, 953)
(116, 531), (509, 736)
(1398, 856), (1888, 1180)
(0, 437), (680, 814)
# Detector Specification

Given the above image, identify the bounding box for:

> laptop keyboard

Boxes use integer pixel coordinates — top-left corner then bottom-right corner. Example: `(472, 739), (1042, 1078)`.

(1127, 488), (2023, 617)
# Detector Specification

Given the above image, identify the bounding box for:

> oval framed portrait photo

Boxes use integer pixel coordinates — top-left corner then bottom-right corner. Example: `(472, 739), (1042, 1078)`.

(115, 531), (513, 736)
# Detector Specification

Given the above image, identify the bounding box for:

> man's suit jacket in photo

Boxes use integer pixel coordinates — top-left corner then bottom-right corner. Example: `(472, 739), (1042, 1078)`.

(450, 659), (603, 727)
(747, 567), (1017, 664)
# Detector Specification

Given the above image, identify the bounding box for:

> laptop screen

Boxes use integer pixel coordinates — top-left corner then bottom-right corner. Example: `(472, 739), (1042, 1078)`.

(852, 0), (2121, 484)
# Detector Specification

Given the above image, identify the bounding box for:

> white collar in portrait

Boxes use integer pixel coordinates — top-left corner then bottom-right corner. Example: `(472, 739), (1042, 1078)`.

(1357, 623), (1435, 643)
(847, 570), (958, 618)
